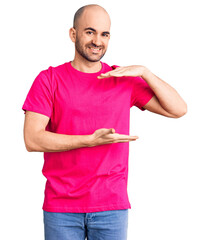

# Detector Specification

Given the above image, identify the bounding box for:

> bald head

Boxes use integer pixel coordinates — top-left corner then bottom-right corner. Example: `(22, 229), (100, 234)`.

(69, 4), (111, 63)
(73, 4), (111, 30)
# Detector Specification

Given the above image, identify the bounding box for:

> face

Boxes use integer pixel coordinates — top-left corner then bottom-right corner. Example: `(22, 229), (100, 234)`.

(70, 8), (111, 62)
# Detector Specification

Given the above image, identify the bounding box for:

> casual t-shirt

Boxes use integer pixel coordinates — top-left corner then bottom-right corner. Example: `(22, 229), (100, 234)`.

(22, 60), (155, 213)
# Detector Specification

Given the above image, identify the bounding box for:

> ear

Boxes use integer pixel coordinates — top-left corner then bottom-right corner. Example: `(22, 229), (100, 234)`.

(69, 27), (76, 43)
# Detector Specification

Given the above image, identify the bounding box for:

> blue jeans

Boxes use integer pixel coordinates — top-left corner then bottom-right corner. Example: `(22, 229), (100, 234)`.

(43, 209), (128, 240)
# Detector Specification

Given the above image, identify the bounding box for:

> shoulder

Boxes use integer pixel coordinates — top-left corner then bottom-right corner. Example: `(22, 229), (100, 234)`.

(39, 61), (69, 84)
(46, 61), (68, 76)
(33, 62), (66, 90)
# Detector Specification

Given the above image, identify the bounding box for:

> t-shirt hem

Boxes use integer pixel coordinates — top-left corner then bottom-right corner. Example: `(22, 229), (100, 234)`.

(42, 203), (131, 213)
(140, 91), (155, 111)
(22, 105), (51, 118)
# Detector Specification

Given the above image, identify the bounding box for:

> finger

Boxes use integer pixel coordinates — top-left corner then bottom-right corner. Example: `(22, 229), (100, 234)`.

(118, 134), (139, 139)
(97, 72), (124, 79)
(113, 134), (139, 140)
(97, 69), (122, 79)
(117, 139), (138, 143)
(97, 73), (113, 79)
(97, 74), (109, 79)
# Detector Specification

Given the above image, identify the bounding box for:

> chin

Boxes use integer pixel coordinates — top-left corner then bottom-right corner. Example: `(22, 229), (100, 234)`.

(87, 55), (104, 62)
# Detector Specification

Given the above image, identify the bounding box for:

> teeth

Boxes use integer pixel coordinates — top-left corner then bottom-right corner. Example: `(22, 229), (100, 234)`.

(90, 47), (101, 51)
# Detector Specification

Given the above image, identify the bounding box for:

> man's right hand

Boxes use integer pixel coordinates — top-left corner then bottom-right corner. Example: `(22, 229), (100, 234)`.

(88, 128), (139, 147)
(23, 111), (139, 152)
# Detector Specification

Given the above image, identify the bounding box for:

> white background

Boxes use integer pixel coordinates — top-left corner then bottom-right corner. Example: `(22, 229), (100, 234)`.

(1, 0), (208, 239)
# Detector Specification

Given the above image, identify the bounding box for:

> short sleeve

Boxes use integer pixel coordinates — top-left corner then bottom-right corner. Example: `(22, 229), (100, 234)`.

(22, 70), (53, 118)
(131, 76), (155, 111)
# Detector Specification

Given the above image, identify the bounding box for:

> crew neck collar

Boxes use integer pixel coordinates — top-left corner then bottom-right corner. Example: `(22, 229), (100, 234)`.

(68, 61), (104, 77)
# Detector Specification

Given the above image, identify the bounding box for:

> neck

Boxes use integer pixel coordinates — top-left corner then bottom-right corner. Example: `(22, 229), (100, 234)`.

(71, 54), (102, 73)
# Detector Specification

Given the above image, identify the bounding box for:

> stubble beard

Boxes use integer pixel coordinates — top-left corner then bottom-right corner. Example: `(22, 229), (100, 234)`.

(75, 38), (106, 62)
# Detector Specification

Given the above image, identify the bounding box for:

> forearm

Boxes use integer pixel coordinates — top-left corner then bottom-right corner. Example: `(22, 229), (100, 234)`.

(26, 130), (92, 152)
(142, 68), (187, 117)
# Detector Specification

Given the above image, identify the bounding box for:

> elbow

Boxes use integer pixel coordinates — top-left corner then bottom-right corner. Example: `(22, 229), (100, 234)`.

(23, 128), (43, 152)
(24, 134), (45, 152)
(26, 147), (33, 152)
(25, 141), (35, 152)
(175, 103), (188, 118)
(24, 134), (38, 152)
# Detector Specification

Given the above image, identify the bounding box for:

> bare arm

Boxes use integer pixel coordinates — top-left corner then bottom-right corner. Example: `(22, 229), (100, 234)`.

(23, 111), (90, 152)
(23, 111), (138, 152)
(141, 68), (187, 118)
(98, 65), (187, 118)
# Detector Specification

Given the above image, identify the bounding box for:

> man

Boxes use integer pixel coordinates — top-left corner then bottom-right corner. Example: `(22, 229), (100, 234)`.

(22, 4), (187, 240)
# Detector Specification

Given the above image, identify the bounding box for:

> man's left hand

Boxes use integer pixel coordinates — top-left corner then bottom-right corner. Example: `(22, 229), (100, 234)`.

(97, 65), (148, 79)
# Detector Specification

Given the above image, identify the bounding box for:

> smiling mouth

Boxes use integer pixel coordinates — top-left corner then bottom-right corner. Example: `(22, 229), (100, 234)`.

(88, 47), (102, 53)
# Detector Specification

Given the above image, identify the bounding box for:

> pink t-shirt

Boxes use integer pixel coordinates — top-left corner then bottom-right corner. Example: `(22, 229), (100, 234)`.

(22, 61), (155, 213)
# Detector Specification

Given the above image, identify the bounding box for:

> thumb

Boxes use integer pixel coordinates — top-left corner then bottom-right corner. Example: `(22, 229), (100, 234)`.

(109, 128), (115, 133)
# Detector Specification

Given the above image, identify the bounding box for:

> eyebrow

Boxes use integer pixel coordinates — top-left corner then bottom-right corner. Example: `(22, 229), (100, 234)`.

(84, 27), (110, 35)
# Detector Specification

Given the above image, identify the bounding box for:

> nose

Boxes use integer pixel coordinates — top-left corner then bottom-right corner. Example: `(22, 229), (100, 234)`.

(92, 34), (102, 47)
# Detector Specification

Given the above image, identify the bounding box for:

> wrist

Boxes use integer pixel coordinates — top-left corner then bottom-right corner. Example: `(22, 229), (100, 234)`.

(85, 134), (94, 147)
(141, 67), (151, 79)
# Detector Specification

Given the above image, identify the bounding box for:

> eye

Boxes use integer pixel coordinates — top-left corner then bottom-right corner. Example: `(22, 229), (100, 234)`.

(86, 31), (93, 35)
(102, 33), (109, 37)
